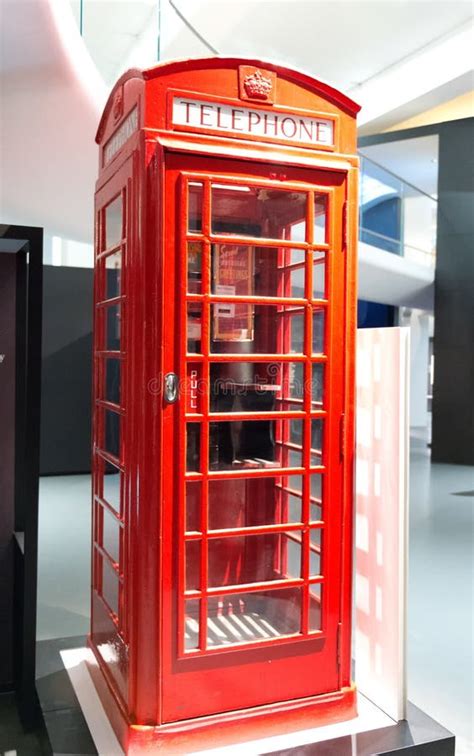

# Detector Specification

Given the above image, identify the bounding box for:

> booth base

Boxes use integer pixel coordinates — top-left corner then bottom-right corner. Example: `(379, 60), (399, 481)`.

(35, 639), (455, 756)
(86, 639), (357, 754)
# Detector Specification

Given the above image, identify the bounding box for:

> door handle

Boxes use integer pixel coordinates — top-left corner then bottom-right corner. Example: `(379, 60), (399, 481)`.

(164, 372), (179, 404)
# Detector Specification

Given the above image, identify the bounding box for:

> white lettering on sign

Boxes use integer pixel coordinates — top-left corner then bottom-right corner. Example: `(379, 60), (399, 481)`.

(172, 97), (334, 147)
(190, 369), (198, 410)
(104, 107), (138, 165)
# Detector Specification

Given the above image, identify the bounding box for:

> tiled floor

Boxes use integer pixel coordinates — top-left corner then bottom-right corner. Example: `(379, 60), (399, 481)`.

(36, 636), (97, 755)
(0, 692), (50, 756)
(35, 431), (473, 754)
(37, 475), (91, 641)
(406, 431), (473, 756)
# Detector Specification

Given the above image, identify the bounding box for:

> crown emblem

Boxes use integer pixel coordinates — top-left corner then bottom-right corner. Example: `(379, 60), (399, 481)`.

(243, 70), (273, 100)
(112, 89), (123, 122)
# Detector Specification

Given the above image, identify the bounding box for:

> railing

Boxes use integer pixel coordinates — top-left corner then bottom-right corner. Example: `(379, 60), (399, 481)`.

(359, 154), (437, 268)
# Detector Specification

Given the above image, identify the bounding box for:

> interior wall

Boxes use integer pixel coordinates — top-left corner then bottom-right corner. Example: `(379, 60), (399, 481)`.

(40, 266), (93, 475)
(432, 117), (474, 464)
(0, 254), (16, 690)
(400, 308), (430, 429)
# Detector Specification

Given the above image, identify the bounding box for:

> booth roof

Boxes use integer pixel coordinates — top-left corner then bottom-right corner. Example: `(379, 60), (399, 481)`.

(96, 56), (361, 144)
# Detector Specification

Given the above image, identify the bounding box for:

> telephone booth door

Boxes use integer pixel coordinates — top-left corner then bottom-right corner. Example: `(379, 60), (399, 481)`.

(161, 153), (349, 722)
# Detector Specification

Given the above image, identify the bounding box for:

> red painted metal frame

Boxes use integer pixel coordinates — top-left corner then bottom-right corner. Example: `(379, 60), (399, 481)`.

(90, 57), (359, 753)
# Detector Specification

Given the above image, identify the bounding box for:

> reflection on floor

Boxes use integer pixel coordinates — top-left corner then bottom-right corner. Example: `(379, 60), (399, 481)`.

(36, 431), (473, 753)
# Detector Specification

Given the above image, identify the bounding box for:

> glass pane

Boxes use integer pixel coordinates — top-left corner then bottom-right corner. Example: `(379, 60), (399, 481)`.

(314, 195), (327, 243)
(211, 299), (254, 342)
(211, 185), (307, 241)
(309, 528), (322, 577)
(209, 361), (305, 413)
(187, 303), (202, 353)
(103, 506), (121, 564)
(186, 424), (201, 472)
(105, 357), (121, 406)
(104, 195), (122, 249)
(311, 502), (323, 523)
(186, 481), (201, 532)
(207, 587), (301, 647)
(310, 474), (323, 522)
(212, 243), (254, 297)
(104, 409), (120, 459)
(289, 266), (305, 298)
(311, 419), (324, 467)
(210, 304), (305, 354)
(187, 241), (202, 294)
(289, 310), (305, 353)
(286, 535), (302, 579)
(208, 531), (303, 588)
(211, 244), (308, 300)
(288, 448), (303, 468)
(312, 251), (326, 299)
(184, 599), (200, 650)
(290, 417), (303, 445)
(186, 540), (201, 591)
(312, 308), (325, 354)
(105, 304), (121, 351)
(209, 418), (303, 471)
(311, 363), (324, 408)
(289, 475), (303, 494)
(288, 493), (302, 522)
(309, 583), (322, 631)
(103, 465), (121, 514)
(208, 475), (303, 530)
(105, 250), (122, 299)
(291, 248), (305, 264)
(286, 361), (305, 402)
(188, 182), (203, 232)
(289, 220), (305, 242)
(102, 557), (119, 615)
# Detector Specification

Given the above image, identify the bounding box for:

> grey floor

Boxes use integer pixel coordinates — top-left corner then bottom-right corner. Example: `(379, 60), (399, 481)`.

(37, 432), (473, 754)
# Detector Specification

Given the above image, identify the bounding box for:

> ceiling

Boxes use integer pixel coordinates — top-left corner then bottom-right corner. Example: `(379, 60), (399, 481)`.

(160, 0), (473, 92)
(78, 0), (474, 97)
(76, 0), (158, 84)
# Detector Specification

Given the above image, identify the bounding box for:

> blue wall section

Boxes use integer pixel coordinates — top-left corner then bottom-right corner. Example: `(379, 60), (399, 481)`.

(357, 299), (395, 328)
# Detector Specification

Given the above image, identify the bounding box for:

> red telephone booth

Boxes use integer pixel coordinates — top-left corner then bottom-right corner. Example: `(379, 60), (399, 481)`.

(90, 57), (360, 753)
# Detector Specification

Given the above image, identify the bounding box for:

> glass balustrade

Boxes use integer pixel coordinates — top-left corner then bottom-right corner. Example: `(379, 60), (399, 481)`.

(359, 155), (437, 267)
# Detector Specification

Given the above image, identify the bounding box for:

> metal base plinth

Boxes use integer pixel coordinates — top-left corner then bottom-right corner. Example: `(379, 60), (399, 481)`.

(35, 637), (455, 756)
(87, 637), (357, 754)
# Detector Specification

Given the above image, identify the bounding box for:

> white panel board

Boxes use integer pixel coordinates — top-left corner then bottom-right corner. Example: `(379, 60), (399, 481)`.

(355, 327), (410, 721)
